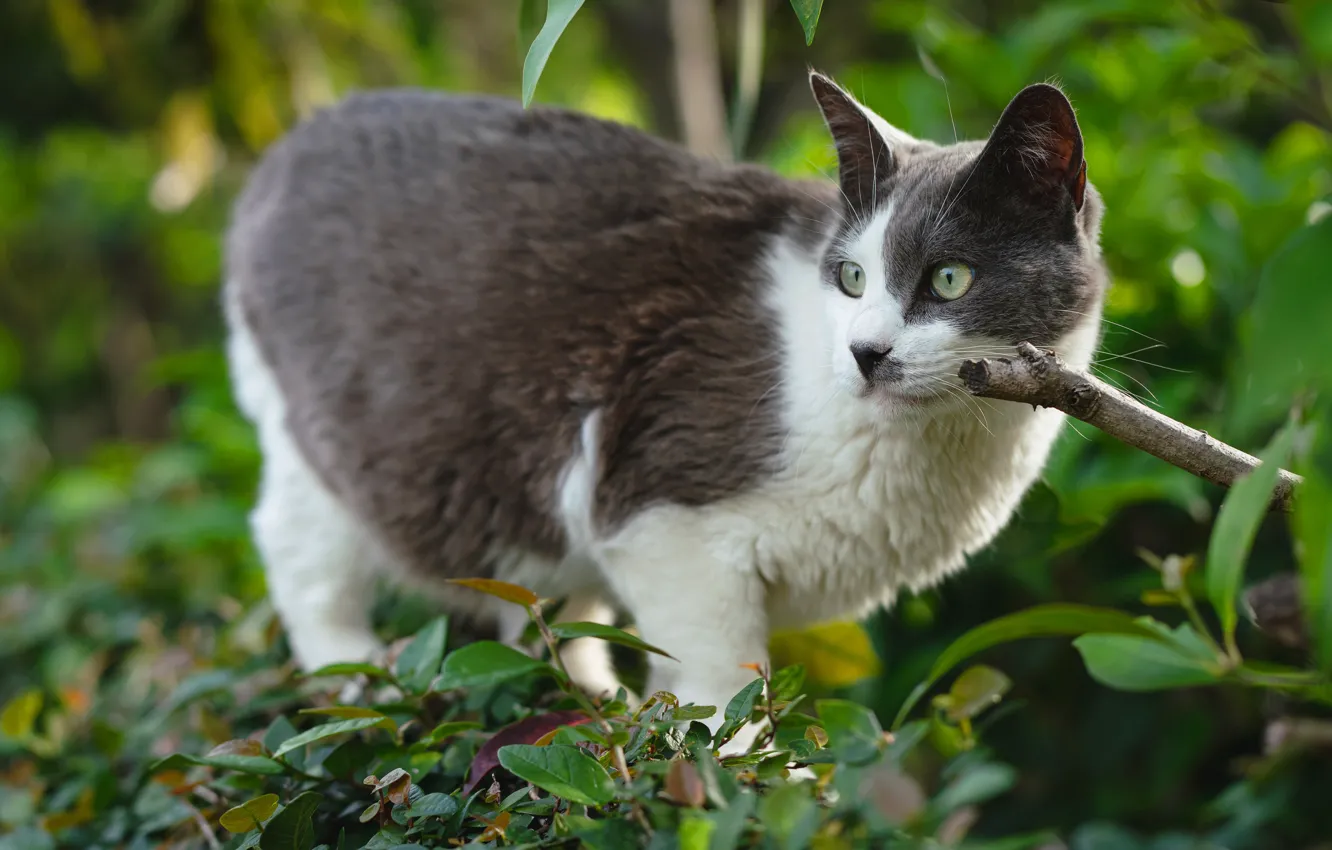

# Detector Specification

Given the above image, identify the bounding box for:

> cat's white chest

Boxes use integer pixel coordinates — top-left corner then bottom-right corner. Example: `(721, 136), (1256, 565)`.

(725, 399), (1063, 628)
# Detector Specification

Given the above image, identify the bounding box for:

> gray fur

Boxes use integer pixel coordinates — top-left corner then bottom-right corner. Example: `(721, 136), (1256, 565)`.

(225, 78), (1106, 586)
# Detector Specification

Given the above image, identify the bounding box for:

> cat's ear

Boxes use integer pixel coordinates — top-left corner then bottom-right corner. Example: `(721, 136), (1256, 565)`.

(810, 72), (915, 218)
(977, 83), (1087, 210)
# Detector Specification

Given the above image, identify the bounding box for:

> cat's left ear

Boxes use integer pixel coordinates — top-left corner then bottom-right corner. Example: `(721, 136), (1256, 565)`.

(977, 83), (1087, 211)
(810, 72), (920, 219)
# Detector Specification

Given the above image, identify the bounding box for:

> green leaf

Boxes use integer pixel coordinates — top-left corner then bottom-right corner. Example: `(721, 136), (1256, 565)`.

(298, 706), (388, 720)
(1235, 217), (1332, 432)
(940, 665), (1012, 722)
(260, 791), (324, 850)
(520, 0), (587, 107)
(272, 717), (394, 759)
(714, 678), (764, 745)
(0, 690), (41, 739)
(1295, 415), (1332, 673)
(149, 752), (287, 776)
(770, 665), (806, 701)
(788, 0), (825, 45)
(757, 782), (820, 850)
(220, 794), (279, 833)
(436, 641), (552, 691)
(815, 699), (886, 765)
(421, 720), (483, 747)
(302, 663), (392, 680)
(395, 616), (449, 693)
(673, 705), (718, 722)
(929, 763), (1017, 816)
(1073, 633), (1224, 691)
(549, 621), (676, 658)
(407, 792), (459, 819)
(497, 744), (615, 807)
(1206, 421), (1296, 645)
(892, 604), (1168, 727)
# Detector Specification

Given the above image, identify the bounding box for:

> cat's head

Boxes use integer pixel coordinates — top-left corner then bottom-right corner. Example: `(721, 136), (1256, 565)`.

(808, 72), (1107, 413)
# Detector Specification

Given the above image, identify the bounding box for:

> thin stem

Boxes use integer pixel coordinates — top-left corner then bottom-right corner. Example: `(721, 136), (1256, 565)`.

(528, 604), (633, 786)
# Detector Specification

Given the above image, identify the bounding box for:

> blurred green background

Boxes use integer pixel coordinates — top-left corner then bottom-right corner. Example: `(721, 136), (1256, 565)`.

(1, 0), (1330, 846)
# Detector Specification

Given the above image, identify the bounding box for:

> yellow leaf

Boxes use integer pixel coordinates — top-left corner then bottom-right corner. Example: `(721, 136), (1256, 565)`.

(446, 578), (539, 607)
(0, 690), (42, 740)
(40, 787), (94, 833)
(219, 793), (279, 833)
(769, 621), (881, 689)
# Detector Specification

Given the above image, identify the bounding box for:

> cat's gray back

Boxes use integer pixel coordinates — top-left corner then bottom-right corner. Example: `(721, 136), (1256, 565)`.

(226, 89), (834, 580)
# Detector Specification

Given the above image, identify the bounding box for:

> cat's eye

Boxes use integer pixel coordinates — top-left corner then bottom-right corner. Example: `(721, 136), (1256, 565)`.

(929, 262), (975, 301)
(838, 261), (867, 298)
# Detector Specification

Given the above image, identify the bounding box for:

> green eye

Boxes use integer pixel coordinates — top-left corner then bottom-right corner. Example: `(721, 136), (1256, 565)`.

(838, 261), (866, 298)
(929, 262), (975, 301)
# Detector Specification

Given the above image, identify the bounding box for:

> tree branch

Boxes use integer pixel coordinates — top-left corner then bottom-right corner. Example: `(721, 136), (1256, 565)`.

(667, 0), (732, 159)
(959, 342), (1302, 512)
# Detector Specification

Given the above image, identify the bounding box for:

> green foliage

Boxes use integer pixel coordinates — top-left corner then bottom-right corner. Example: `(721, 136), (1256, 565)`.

(3, 0), (1332, 847)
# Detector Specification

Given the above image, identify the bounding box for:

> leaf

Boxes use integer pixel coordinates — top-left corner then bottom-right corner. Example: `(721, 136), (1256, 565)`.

(272, 717), (394, 759)
(665, 759), (706, 807)
(892, 604), (1169, 727)
(220, 794), (280, 833)
(463, 710), (592, 794)
(673, 705), (718, 722)
(497, 744), (615, 807)
(408, 792), (459, 820)
(549, 621), (676, 658)
(788, 0), (825, 45)
(941, 665), (1012, 722)
(0, 690), (41, 740)
(446, 578), (539, 607)
(395, 616), (449, 693)
(436, 641), (552, 691)
(1295, 421), (1332, 672)
(1206, 421), (1296, 644)
(422, 720), (483, 747)
(1235, 217), (1332, 431)
(770, 665), (806, 702)
(302, 663), (393, 680)
(715, 678), (765, 745)
(769, 620), (881, 689)
(1073, 633), (1223, 691)
(815, 699), (886, 765)
(149, 751), (287, 776)
(298, 706), (388, 720)
(259, 791), (324, 850)
(519, 0), (587, 107)
(929, 763), (1017, 816)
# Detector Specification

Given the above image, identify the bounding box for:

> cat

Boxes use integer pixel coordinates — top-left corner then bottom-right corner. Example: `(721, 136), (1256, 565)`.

(223, 71), (1107, 734)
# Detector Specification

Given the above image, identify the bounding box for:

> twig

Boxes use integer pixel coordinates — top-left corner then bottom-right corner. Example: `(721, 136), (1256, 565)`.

(528, 604), (634, 786)
(959, 342), (1302, 512)
(729, 0), (765, 159)
(667, 0), (731, 159)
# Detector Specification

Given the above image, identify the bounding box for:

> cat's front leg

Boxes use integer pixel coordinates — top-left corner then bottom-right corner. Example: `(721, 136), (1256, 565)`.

(595, 509), (769, 754)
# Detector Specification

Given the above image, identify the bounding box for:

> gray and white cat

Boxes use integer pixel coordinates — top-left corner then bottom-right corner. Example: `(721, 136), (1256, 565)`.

(223, 72), (1107, 736)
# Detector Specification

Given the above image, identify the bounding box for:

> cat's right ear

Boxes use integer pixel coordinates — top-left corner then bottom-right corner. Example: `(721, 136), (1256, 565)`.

(810, 72), (910, 219)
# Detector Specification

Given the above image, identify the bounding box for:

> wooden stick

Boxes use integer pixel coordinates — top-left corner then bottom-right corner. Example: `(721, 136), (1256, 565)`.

(959, 342), (1302, 512)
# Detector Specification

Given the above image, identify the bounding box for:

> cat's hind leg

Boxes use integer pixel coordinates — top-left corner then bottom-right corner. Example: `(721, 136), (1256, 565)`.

(226, 293), (385, 673)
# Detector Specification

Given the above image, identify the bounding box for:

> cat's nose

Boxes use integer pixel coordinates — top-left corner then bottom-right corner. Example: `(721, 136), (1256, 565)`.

(851, 343), (892, 380)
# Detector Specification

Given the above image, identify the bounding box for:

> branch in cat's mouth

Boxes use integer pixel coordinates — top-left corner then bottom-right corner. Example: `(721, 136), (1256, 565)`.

(958, 341), (1301, 513)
